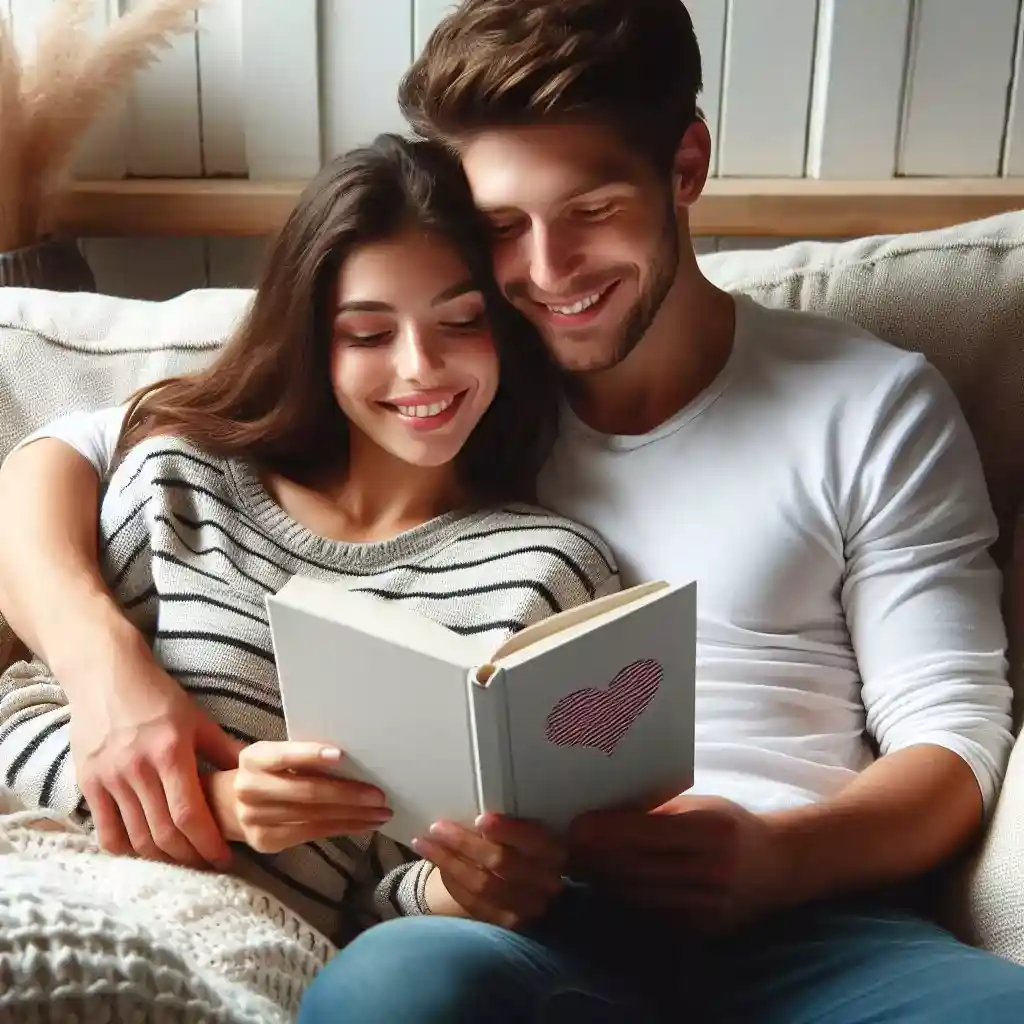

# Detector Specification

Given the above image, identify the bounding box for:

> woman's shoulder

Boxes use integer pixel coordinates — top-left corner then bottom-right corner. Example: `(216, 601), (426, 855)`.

(107, 433), (235, 497)
(464, 503), (619, 589)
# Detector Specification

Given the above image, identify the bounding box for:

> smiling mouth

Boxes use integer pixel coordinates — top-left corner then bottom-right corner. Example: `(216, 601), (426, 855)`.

(539, 282), (618, 318)
(381, 391), (467, 422)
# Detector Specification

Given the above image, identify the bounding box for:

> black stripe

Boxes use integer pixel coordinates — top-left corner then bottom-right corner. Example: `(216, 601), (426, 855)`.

(157, 486), (597, 591)
(159, 591), (267, 627)
(243, 849), (352, 909)
(109, 536), (151, 589)
(153, 517), (278, 592)
(156, 630), (276, 665)
(4, 712), (69, 788)
(356, 578), (563, 615)
(152, 549), (229, 586)
(158, 513), (297, 582)
(123, 584), (158, 611)
(101, 495), (152, 557)
(456, 521), (616, 576)
(118, 447), (227, 497)
(181, 682), (283, 720)
(39, 744), (71, 809)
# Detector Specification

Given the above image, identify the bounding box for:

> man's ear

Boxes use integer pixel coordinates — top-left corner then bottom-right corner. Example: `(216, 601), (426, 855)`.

(672, 119), (712, 210)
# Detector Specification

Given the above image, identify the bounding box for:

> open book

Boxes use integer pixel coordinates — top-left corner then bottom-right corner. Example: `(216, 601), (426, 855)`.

(267, 578), (696, 848)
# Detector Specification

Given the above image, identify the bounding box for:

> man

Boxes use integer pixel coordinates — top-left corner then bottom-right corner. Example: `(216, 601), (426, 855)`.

(1, 1), (1022, 1021)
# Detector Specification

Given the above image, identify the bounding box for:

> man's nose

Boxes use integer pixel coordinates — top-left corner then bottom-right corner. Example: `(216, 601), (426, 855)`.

(526, 225), (584, 295)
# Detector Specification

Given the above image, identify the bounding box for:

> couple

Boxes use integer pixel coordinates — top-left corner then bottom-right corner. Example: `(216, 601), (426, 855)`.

(2, 0), (1023, 1021)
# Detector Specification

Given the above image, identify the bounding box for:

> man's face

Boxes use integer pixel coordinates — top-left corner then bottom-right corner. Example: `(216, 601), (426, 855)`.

(459, 123), (680, 375)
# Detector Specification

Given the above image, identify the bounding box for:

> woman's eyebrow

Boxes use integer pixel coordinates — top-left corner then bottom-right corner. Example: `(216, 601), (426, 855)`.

(431, 280), (480, 305)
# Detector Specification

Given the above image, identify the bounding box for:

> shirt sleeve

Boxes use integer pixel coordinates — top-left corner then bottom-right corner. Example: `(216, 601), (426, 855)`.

(840, 353), (1013, 816)
(7, 405), (127, 478)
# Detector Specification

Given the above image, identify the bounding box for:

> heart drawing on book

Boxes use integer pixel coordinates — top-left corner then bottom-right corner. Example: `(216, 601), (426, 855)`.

(544, 658), (662, 757)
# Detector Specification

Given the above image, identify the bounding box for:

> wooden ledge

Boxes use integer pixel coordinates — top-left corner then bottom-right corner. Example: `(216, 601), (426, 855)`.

(54, 177), (1024, 239)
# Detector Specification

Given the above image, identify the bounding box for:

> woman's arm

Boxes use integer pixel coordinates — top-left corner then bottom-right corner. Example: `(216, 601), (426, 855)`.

(0, 424), (240, 868)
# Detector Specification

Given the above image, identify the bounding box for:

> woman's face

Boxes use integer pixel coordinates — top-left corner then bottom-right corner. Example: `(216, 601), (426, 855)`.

(330, 227), (500, 470)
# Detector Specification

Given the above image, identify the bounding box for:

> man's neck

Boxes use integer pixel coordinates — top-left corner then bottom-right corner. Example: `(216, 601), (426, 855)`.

(566, 265), (735, 437)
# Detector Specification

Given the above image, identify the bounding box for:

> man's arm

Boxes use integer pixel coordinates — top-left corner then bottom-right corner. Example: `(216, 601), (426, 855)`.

(571, 355), (1013, 927)
(0, 419), (239, 868)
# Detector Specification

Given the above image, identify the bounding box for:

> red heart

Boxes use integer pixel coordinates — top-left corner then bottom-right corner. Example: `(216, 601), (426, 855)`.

(544, 658), (662, 757)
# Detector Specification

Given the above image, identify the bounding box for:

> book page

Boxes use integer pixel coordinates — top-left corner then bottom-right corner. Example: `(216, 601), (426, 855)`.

(488, 580), (670, 666)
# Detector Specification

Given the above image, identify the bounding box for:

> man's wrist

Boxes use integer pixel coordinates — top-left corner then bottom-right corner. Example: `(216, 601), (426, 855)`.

(45, 590), (149, 697)
(422, 863), (468, 917)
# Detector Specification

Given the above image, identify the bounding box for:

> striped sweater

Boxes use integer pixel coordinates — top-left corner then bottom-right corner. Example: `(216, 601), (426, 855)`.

(0, 435), (618, 942)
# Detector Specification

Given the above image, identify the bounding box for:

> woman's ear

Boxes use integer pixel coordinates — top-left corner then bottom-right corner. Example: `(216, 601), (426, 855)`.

(672, 119), (712, 211)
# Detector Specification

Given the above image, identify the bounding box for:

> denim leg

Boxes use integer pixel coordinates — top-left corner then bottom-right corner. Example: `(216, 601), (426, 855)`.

(700, 905), (1024, 1023)
(298, 889), (674, 1024)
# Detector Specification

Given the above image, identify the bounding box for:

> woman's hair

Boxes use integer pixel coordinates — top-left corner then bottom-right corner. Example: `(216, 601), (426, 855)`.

(118, 133), (562, 506)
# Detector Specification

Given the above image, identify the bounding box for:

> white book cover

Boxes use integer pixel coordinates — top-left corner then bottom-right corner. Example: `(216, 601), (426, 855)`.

(267, 578), (696, 848)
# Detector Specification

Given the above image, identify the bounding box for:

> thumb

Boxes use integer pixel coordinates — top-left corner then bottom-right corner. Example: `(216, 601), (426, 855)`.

(194, 714), (245, 770)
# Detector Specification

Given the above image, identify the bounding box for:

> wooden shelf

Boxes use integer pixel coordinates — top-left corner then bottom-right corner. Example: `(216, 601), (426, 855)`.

(53, 177), (1024, 239)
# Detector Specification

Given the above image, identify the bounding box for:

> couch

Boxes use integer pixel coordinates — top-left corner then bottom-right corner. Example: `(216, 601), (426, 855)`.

(0, 211), (1021, 963)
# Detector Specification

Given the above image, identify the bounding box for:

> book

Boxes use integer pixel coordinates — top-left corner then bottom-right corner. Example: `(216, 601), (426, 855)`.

(266, 577), (696, 849)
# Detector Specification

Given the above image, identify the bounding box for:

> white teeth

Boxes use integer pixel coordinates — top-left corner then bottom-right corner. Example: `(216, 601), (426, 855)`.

(546, 290), (605, 316)
(394, 398), (454, 418)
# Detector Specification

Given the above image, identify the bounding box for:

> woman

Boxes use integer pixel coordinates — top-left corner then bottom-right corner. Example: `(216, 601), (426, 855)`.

(0, 134), (618, 1017)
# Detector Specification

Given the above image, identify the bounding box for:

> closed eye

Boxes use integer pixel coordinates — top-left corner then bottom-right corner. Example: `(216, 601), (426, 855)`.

(441, 313), (487, 331)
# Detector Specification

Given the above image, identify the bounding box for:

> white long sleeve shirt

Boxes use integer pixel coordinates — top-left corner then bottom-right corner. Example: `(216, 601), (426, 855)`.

(17, 293), (1015, 817)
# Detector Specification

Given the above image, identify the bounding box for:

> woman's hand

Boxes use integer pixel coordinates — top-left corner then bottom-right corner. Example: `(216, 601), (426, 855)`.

(206, 741), (394, 854)
(413, 813), (566, 929)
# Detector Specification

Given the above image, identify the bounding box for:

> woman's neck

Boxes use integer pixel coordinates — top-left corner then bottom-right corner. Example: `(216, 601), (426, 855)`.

(264, 436), (464, 544)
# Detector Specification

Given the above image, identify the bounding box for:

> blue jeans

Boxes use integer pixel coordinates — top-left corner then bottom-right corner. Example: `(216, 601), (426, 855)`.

(299, 888), (1024, 1023)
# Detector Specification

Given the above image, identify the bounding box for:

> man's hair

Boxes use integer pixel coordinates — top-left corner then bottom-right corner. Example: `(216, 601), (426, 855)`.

(399, 0), (703, 172)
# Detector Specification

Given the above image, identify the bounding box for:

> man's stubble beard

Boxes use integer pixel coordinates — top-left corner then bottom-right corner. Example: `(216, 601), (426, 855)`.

(555, 211), (680, 377)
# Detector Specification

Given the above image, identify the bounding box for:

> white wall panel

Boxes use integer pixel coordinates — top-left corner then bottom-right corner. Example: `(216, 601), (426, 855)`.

(686, 0), (727, 177)
(197, 0), (246, 176)
(806, 0), (911, 179)
(718, 0), (818, 177)
(413, 0), (455, 55)
(241, 0), (320, 178)
(899, 0), (1021, 176)
(322, 0), (411, 159)
(123, 0), (202, 176)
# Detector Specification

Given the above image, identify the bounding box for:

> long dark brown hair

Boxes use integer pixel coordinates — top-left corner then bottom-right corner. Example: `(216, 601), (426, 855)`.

(118, 133), (562, 506)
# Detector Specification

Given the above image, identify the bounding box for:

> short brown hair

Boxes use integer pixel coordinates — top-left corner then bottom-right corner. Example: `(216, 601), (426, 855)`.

(399, 0), (703, 171)
(117, 135), (561, 507)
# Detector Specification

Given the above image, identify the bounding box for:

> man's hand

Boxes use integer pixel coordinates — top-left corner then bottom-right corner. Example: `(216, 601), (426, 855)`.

(70, 658), (244, 870)
(413, 813), (567, 929)
(208, 741), (393, 853)
(569, 795), (794, 933)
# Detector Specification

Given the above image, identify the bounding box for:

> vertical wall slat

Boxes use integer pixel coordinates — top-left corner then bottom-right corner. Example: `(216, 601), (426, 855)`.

(197, 0), (246, 176)
(123, 0), (202, 176)
(806, 0), (910, 179)
(899, 0), (1021, 176)
(686, 0), (728, 177)
(72, 0), (128, 179)
(241, 0), (320, 178)
(322, 0), (412, 159)
(413, 0), (455, 54)
(717, 0), (818, 177)
(1004, 1), (1024, 176)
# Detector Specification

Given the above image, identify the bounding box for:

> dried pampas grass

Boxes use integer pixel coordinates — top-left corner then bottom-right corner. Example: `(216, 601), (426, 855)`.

(0, 0), (203, 252)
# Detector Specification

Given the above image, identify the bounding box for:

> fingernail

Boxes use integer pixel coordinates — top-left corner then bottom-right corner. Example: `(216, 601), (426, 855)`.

(429, 821), (456, 839)
(320, 747), (343, 761)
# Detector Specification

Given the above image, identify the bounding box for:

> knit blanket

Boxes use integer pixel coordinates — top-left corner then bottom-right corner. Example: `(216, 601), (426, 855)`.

(0, 788), (335, 1023)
